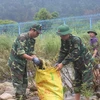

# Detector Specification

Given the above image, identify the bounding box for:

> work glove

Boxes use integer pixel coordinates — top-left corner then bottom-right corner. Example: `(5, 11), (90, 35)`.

(32, 57), (40, 66)
(32, 58), (43, 69)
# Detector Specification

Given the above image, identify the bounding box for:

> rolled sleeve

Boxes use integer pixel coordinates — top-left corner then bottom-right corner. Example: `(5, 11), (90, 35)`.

(17, 49), (25, 55)
(30, 51), (36, 55)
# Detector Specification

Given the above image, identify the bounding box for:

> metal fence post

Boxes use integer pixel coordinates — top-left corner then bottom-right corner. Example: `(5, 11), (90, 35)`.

(63, 19), (66, 25)
(18, 23), (21, 35)
(89, 18), (92, 29)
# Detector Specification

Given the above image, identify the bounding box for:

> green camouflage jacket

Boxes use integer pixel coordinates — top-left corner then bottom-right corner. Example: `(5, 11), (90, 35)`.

(57, 34), (92, 65)
(8, 33), (35, 66)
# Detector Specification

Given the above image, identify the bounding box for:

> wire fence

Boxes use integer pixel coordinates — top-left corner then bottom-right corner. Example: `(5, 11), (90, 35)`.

(0, 14), (100, 35)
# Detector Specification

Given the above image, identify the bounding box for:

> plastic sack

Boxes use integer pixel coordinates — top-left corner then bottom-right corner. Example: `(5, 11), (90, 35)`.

(35, 67), (63, 100)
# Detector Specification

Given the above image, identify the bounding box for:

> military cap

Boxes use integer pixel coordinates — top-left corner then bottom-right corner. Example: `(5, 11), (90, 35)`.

(56, 25), (71, 35)
(31, 24), (42, 34)
(87, 30), (97, 35)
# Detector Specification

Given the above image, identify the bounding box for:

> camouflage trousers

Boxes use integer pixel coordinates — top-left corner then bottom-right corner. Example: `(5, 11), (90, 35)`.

(73, 57), (94, 94)
(9, 61), (28, 96)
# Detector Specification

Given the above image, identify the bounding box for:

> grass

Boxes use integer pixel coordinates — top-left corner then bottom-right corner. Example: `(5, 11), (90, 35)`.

(0, 30), (100, 80)
(0, 35), (14, 81)
(0, 26), (100, 98)
(35, 33), (60, 62)
(81, 83), (94, 98)
(0, 35), (14, 51)
(0, 32), (61, 81)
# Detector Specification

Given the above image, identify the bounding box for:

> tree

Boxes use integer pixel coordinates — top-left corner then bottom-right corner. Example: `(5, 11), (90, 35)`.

(0, 0), (100, 22)
(34, 8), (59, 20)
(34, 8), (52, 20)
(51, 12), (59, 19)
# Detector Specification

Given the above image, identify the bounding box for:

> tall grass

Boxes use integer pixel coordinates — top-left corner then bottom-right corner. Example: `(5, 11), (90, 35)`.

(0, 35), (14, 51)
(0, 27), (100, 81)
(0, 35), (15, 81)
(0, 32), (60, 81)
(35, 33), (60, 62)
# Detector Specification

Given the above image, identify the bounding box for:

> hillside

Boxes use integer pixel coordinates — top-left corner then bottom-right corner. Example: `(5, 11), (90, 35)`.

(0, 0), (100, 22)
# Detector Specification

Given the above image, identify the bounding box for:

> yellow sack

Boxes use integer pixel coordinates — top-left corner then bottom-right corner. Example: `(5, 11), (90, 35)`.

(35, 67), (63, 100)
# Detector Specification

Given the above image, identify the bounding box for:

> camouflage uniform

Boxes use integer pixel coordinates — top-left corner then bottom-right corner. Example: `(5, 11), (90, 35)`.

(8, 33), (35, 98)
(57, 34), (94, 93)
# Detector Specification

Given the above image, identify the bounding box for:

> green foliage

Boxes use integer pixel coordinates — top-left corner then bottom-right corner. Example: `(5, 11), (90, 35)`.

(35, 32), (60, 61)
(43, 34), (60, 56)
(34, 8), (52, 20)
(93, 20), (100, 30)
(34, 8), (59, 20)
(0, 35), (15, 80)
(0, 23), (100, 95)
(51, 12), (59, 19)
(81, 83), (93, 98)
(66, 19), (90, 34)
(0, 0), (100, 22)
(0, 20), (16, 25)
(63, 86), (68, 93)
(0, 35), (14, 51)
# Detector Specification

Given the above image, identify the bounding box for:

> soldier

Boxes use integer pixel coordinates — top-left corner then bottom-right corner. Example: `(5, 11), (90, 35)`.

(8, 24), (42, 100)
(55, 25), (94, 100)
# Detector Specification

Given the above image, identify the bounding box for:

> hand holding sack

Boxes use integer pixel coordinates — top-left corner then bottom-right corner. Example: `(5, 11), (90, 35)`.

(32, 57), (40, 65)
